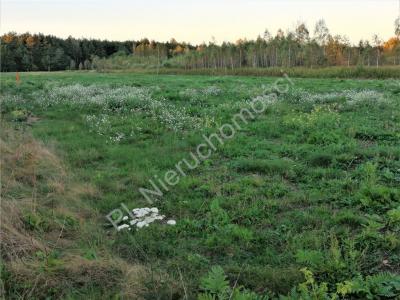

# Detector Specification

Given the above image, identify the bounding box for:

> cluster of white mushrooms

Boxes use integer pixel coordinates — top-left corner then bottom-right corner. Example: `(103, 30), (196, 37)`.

(117, 207), (176, 231)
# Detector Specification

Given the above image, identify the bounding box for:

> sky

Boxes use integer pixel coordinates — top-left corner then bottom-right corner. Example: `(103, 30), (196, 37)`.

(1, 0), (399, 45)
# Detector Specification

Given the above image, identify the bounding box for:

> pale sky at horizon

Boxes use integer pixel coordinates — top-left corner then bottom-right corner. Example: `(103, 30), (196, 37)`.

(1, 0), (399, 45)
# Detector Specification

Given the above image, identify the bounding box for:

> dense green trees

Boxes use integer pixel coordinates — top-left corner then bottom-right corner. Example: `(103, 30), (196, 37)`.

(0, 33), (133, 72)
(1, 20), (400, 72)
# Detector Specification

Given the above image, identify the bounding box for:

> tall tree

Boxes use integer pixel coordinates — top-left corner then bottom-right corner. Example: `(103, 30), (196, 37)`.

(373, 34), (383, 67)
(395, 17), (400, 38)
(314, 19), (330, 46)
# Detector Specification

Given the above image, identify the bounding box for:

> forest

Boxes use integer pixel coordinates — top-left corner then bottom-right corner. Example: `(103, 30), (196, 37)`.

(2, 19), (400, 72)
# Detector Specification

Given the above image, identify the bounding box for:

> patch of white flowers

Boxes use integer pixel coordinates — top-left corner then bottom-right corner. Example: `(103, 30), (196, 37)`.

(85, 114), (111, 136)
(383, 79), (400, 89)
(0, 94), (31, 111)
(179, 86), (222, 101)
(144, 97), (202, 131)
(286, 89), (386, 105)
(344, 90), (386, 105)
(110, 132), (126, 143)
(179, 88), (199, 100)
(252, 94), (279, 106)
(116, 207), (176, 231)
(31, 84), (151, 110)
(84, 114), (138, 143)
(24, 84), (203, 141)
(203, 86), (222, 96)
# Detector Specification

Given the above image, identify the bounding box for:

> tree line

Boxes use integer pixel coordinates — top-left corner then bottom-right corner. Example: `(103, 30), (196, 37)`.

(1, 19), (400, 72)
(0, 33), (134, 72)
(168, 20), (400, 69)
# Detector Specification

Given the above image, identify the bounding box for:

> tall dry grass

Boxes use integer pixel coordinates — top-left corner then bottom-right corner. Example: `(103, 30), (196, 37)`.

(0, 123), (149, 299)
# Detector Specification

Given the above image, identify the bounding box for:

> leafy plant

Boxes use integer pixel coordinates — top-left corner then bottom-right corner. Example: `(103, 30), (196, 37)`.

(199, 266), (230, 299)
(199, 266), (270, 300)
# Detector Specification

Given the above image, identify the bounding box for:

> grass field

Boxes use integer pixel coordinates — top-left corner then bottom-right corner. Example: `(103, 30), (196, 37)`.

(94, 65), (400, 80)
(1, 71), (400, 299)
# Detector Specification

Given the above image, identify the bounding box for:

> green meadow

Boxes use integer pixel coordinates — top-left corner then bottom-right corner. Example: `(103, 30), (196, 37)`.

(1, 71), (400, 299)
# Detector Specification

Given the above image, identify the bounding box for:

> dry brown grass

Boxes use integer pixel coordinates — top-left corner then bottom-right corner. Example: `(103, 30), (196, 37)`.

(4, 255), (148, 299)
(0, 200), (45, 260)
(0, 124), (59, 261)
(0, 123), (149, 299)
(5, 257), (122, 298)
